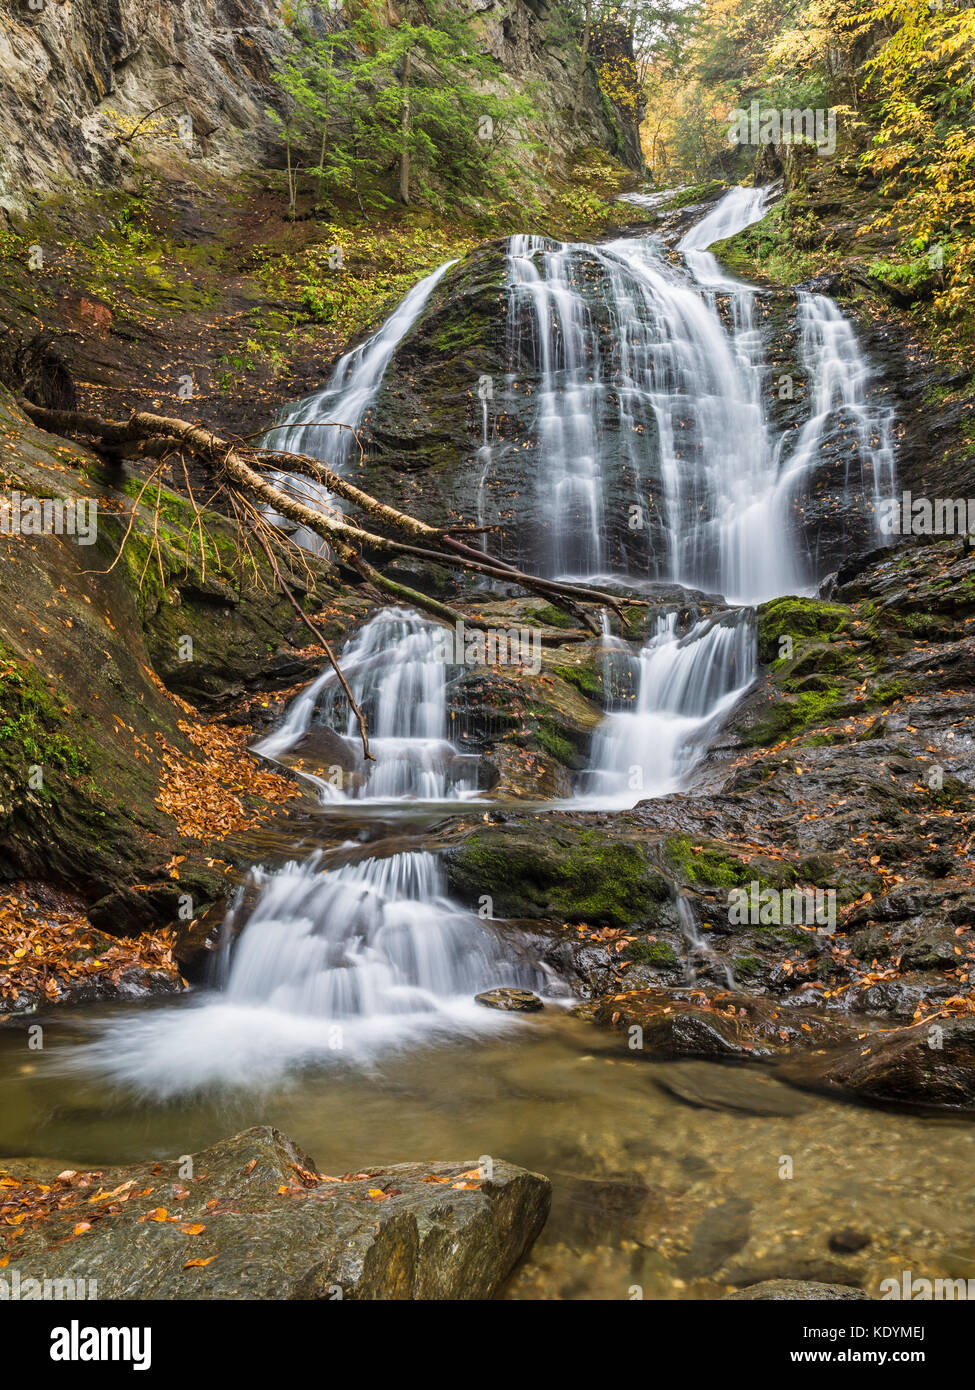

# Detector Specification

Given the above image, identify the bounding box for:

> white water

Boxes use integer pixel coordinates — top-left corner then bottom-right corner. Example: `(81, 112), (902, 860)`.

(256, 607), (478, 803)
(259, 259), (456, 545)
(555, 185), (894, 806)
(75, 188), (897, 1088)
(503, 185), (892, 604)
(678, 184), (769, 288)
(578, 611), (757, 808)
(76, 851), (542, 1094)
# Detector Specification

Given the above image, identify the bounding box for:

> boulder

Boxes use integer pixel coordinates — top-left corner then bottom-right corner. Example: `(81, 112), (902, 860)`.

(781, 1016), (975, 1112)
(444, 823), (671, 927)
(475, 988), (544, 1012)
(5, 1127), (551, 1300)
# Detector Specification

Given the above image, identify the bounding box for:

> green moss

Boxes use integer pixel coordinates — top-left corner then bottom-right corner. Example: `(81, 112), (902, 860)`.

(551, 663), (602, 698)
(757, 596), (852, 663)
(741, 686), (847, 746)
(663, 180), (727, 209)
(532, 720), (577, 767)
(526, 604), (576, 630)
(0, 646), (91, 786)
(869, 679), (908, 705)
(628, 938), (679, 967)
(446, 827), (670, 927)
(664, 836), (797, 892)
(664, 836), (753, 889)
(709, 196), (819, 283)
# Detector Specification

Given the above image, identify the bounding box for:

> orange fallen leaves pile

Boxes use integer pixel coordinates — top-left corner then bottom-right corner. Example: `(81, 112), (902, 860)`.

(0, 891), (181, 1005)
(156, 717), (299, 840)
(1, 1167), (123, 1254)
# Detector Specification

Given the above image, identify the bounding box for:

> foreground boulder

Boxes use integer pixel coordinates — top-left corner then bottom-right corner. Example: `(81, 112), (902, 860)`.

(4, 1127), (551, 1300)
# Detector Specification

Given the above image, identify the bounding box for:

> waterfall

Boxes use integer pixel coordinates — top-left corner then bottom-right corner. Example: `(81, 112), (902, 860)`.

(75, 850), (542, 1094)
(224, 850), (538, 1021)
(75, 189), (900, 1090)
(677, 184), (769, 288)
(258, 259), (456, 545)
(578, 611), (757, 807)
(503, 187), (891, 604)
(256, 607), (478, 802)
(506, 235), (608, 577)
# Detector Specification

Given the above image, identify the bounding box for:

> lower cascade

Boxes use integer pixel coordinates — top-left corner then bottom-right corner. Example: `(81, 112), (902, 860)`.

(578, 611), (757, 807)
(76, 850), (545, 1094)
(256, 607), (479, 802)
(223, 850), (542, 1021)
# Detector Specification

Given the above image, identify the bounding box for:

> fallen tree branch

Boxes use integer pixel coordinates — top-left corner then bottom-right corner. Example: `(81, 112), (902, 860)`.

(17, 399), (631, 741)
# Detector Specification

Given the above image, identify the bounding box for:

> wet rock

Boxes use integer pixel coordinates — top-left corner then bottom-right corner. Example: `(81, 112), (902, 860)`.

(781, 1017), (975, 1112)
(848, 973), (959, 1020)
(725, 1280), (868, 1301)
(444, 822), (671, 927)
(7, 1127), (552, 1300)
(288, 726), (360, 774)
(480, 744), (573, 800)
(557, 1173), (660, 1244)
(475, 988), (544, 1012)
(590, 987), (853, 1062)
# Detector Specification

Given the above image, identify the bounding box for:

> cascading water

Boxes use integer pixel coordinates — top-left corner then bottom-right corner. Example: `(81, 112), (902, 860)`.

(677, 184), (769, 288)
(256, 607), (479, 802)
(259, 259), (456, 545)
(502, 186), (892, 603)
(71, 186), (898, 1089)
(578, 611), (757, 807)
(76, 850), (543, 1094)
(223, 851), (537, 1020)
(554, 186), (894, 806)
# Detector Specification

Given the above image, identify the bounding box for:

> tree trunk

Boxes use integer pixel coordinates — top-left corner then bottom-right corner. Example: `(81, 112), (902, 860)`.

(573, 0), (593, 117)
(399, 48), (412, 205)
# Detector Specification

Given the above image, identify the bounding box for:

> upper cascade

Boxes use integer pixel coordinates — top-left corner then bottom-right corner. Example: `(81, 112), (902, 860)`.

(496, 187), (894, 604)
(260, 260), (457, 545)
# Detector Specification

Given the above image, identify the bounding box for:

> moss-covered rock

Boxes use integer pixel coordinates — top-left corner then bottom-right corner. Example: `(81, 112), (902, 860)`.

(0, 396), (332, 934)
(444, 824), (671, 926)
(663, 837), (797, 892)
(756, 596), (852, 664)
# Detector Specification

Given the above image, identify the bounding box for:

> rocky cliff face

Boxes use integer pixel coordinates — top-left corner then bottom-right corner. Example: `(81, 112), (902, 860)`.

(0, 0), (638, 220)
(0, 0), (291, 215)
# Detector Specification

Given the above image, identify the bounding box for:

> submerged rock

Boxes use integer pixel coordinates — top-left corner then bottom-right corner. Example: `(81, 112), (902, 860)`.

(6, 1127), (551, 1300)
(652, 1060), (808, 1117)
(475, 987), (544, 1012)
